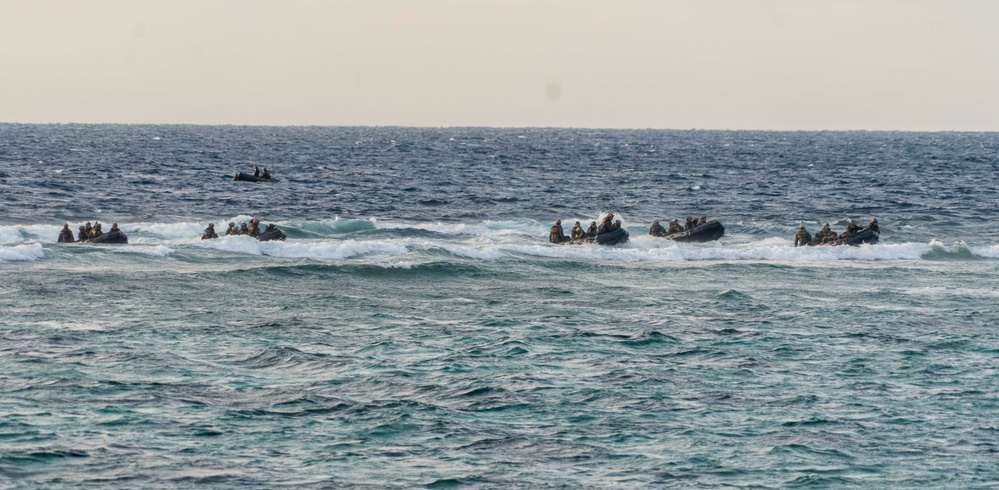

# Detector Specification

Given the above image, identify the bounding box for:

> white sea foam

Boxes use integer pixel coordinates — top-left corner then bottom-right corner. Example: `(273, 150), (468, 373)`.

(111, 245), (175, 257)
(0, 243), (44, 263)
(970, 244), (999, 258)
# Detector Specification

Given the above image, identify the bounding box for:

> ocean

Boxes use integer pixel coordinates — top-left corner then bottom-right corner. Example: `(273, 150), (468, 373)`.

(2, 124), (998, 487)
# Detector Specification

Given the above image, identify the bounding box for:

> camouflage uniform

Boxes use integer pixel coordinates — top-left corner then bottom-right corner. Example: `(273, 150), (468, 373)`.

(794, 225), (812, 247)
(571, 222), (585, 240)
(866, 219), (880, 234)
(649, 220), (667, 237)
(202, 224), (218, 240)
(586, 222), (598, 238)
(549, 220), (566, 243)
(226, 222), (239, 236)
(597, 214), (615, 234)
(58, 224), (74, 243)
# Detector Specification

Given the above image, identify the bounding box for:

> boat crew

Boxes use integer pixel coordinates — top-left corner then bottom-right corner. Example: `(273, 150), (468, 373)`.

(201, 223), (219, 240)
(840, 219), (861, 238)
(649, 220), (667, 237)
(597, 214), (614, 234)
(794, 225), (812, 247)
(549, 220), (567, 243)
(866, 218), (880, 234)
(57, 224), (75, 243)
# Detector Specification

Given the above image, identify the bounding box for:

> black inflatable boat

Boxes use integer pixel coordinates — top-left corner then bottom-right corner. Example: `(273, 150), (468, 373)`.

(660, 220), (725, 243)
(555, 227), (630, 246)
(592, 227), (629, 245)
(810, 229), (879, 247)
(87, 230), (128, 244)
(234, 172), (277, 182)
(257, 228), (287, 242)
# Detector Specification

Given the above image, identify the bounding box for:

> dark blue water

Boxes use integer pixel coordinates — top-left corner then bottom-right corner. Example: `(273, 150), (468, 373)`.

(2, 124), (998, 487)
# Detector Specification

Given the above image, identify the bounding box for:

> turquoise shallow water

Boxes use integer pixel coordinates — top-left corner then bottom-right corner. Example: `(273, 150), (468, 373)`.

(2, 125), (999, 487)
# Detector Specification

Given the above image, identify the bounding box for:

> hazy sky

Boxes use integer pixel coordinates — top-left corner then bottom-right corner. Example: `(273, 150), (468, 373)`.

(2, 0), (998, 130)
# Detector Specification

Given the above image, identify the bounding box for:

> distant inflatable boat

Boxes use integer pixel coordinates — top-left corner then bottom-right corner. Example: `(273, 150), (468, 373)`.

(233, 172), (277, 182)
(810, 229), (879, 247)
(87, 230), (128, 244)
(656, 220), (725, 243)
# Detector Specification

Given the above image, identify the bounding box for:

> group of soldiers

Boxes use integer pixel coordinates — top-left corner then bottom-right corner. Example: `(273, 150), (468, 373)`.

(794, 218), (879, 246)
(252, 165), (272, 179)
(57, 221), (121, 243)
(202, 216), (277, 240)
(549, 213), (623, 244)
(649, 216), (708, 237)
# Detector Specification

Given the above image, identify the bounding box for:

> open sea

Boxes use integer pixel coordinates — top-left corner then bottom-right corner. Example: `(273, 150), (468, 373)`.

(1, 124), (998, 488)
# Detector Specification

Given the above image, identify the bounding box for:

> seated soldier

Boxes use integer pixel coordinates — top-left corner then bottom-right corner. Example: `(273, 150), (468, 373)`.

(571, 221), (585, 240)
(684, 217), (695, 231)
(549, 219), (567, 243)
(109, 223), (121, 233)
(90, 222), (103, 239)
(866, 218), (880, 234)
(697, 216), (707, 227)
(649, 219), (667, 237)
(261, 167), (271, 179)
(586, 221), (598, 238)
(84, 222), (93, 236)
(225, 222), (239, 236)
(815, 223), (830, 242)
(840, 219), (861, 238)
(794, 224), (812, 247)
(77, 225), (89, 242)
(612, 220), (622, 231)
(57, 224), (75, 243)
(202, 223), (219, 240)
(597, 213), (615, 234)
(668, 219), (683, 234)
(240, 223), (250, 235)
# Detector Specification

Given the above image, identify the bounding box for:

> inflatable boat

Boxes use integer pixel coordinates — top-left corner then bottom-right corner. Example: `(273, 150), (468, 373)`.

(257, 228), (287, 242)
(810, 229), (879, 246)
(87, 230), (128, 244)
(659, 220), (725, 243)
(233, 172), (277, 182)
(592, 227), (629, 245)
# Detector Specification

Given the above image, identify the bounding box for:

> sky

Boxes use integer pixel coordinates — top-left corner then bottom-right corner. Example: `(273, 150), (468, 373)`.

(2, 0), (999, 130)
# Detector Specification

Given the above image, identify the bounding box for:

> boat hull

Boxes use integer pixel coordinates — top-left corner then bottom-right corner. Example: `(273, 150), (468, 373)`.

(234, 172), (277, 182)
(87, 230), (128, 244)
(660, 220), (725, 243)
